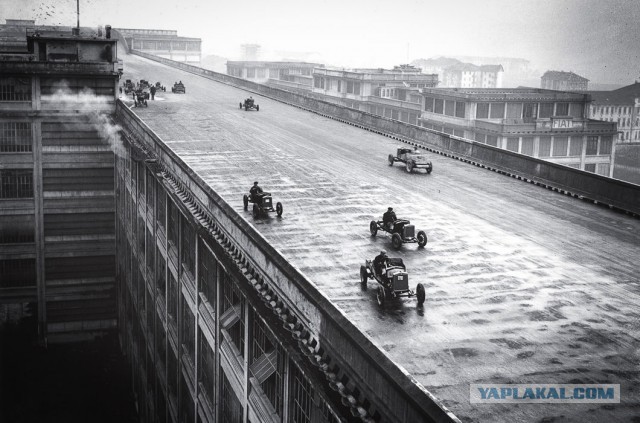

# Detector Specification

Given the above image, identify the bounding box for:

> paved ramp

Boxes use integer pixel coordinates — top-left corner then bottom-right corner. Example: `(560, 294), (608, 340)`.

(121, 53), (640, 422)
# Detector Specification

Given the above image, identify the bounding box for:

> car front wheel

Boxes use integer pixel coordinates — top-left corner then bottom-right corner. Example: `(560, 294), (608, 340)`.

(377, 286), (386, 306)
(417, 231), (427, 248)
(243, 194), (249, 210)
(388, 154), (395, 166)
(252, 203), (260, 218)
(406, 161), (413, 173)
(369, 221), (378, 236)
(360, 266), (368, 285)
(416, 283), (425, 306)
(276, 202), (283, 217)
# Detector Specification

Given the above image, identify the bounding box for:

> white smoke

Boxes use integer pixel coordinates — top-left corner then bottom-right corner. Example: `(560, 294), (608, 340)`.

(42, 80), (125, 157)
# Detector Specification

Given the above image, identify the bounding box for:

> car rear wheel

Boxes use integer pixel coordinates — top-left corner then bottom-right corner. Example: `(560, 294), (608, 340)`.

(276, 202), (283, 217)
(239, 102), (243, 109)
(256, 105), (260, 111)
(388, 154), (395, 166)
(377, 286), (386, 306)
(369, 221), (378, 236)
(406, 161), (413, 173)
(243, 194), (249, 210)
(416, 283), (425, 306)
(252, 203), (260, 218)
(417, 231), (427, 248)
(391, 233), (402, 250)
(360, 266), (368, 285)
(427, 167), (432, 174)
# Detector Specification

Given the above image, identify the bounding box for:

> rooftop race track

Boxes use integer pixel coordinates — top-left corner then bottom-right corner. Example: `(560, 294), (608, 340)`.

(120, 53), (640, 423)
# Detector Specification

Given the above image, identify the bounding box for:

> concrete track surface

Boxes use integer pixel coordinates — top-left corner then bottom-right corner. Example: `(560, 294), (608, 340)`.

(120, 54), (640, 423)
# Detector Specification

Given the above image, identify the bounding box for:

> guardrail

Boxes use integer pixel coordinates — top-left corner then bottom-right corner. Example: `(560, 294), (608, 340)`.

(131, 50), (640, 216)
(114, 100), (461, 423)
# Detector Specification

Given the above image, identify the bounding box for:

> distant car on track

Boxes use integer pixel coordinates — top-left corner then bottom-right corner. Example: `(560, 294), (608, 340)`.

(240, 97), (259, 111)
(171, 82), (185, 94)
(360, 256), (425, 306)
(243, 191), (282, 218)
(389, 147), (432, 174)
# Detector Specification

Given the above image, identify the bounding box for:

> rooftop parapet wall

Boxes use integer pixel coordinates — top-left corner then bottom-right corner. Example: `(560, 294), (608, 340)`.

(114, 100), (461, 423)
(132, 50), (640, 216)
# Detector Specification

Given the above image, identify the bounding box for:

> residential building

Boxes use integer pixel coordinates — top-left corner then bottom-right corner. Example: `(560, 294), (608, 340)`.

(312, 65), (438, 125)
(0, 25), (119, 341)
(587, 82), (640, 142)
(420, 88), (617, 176)
(115, 28), (201, 64)
(412, 57), (504, 88)
(541, 71), (589, 91)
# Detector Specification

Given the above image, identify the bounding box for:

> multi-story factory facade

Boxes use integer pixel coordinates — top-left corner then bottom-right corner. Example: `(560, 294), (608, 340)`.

(0, 27), (119, 341)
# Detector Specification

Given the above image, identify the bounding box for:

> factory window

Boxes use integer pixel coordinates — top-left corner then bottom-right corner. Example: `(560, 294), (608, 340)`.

(290, 364), (314, 423)
(0, 215), (34, 243)
(434, 98), (444, 114)
(552, 136), (568, 156)
(555, 103), (569, 116)
(569, 103), (583, 118)
(0, 122), (31, 152)
(167, 201), (180, 263)
(0, 259), (36, 288)
(586, 136), (599, 155)
(486, 135), (498, 146)
(181, 296), (196, 365)
(424, 96), (434, 112)
(137, 215), (145, 260)
(521, 137), (534, 156)
(146, 169), (155, 215)
(568, 137), (583, 156)
(444, 100), (455, 116)
(597, 163), (610, 176)
(157, 253), (167, 306)
(181, 219), (195, 278)
(599, 136), (612, 154)
(391, 109), (399, 120)
(506, 102), (523, 119)
(155, 310), (167, 372)
(247, 68), (256, 78)
(257, 68), (266, 78)
(251, 315), (285, 416)
(146, 227), (154, 278)
(167, 272), (178, 328)
(476, 102), (489, 119)
(474, 132), (486, 143)
(198, 242), (217, 310)
(157, 188), (166, 234)
(0, 77), (31, 102)
(539, 103), (554, 118)
(490, 102), (505, 119)
(584, 163), (596, 173)
(222, 272), (245, 356)
(313, 76), (324, 89)
(221, 373), (243, 423)
(0, 169), (33, 199)
(523, 103), (537, 119)
(539, 136), (552, 157)
(198, 327), (215, 410)
(506, 137), (519, 152)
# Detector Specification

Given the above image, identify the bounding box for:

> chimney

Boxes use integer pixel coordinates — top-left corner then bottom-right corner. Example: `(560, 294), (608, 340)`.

(105, 25), (111, 39)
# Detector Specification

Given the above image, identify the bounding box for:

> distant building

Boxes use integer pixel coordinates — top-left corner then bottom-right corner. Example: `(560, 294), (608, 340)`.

(541, 71), (589, 91)
(588, 82), (640, 142)
(420, 88), (617, 176)
(312, 65), (438, 125)
(411, 57), (503, 88)
(115, 28), (201, 64)
(226, 61), (321, 91)
(240, 44), (261, 61)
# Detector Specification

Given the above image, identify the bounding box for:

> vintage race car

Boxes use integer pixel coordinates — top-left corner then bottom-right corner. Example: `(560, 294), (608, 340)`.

(388, 147), (433, 174)
(240, 97), (259, 111)
(360, 257), (425, 306)
(370, 218), (427, 250)
(243, 191), (282, 218)
(155, 82), (166, 92)
(171, 82), (186, 94)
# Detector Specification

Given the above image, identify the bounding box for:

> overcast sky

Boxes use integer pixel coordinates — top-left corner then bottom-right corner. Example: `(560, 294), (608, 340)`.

(2, 0), (639, 84)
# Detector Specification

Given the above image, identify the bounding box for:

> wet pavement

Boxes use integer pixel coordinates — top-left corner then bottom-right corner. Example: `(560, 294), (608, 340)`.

(120, 53), (640, 422)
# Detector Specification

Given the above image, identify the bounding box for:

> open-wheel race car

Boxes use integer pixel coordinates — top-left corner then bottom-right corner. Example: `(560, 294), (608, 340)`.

(171, 82), (186, 94)
(134, 90), (149, 107)
(370, 219), (427, 250)
(123, 79), (135, 94)
(155, 82), (166, 92)
(240, 97), (259, 111)
(389, 147), (433, 174)
(360, 256), (425, 306)
(243, 191), (282, 218)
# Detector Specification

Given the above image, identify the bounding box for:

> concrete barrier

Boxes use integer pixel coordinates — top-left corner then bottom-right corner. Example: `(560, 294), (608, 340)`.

(114, 100), (461, 423)
(131, 50), (640, 216)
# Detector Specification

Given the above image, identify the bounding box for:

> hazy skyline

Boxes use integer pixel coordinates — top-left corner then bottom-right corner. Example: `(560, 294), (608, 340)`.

(2, 0), (639, 84)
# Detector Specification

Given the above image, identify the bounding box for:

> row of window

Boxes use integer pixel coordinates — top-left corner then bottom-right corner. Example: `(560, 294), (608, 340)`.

(313, 77), (361, 95)
(424, 97), (585, 120)
(591, 105), (636, 115)
(0, 77), (32, 102)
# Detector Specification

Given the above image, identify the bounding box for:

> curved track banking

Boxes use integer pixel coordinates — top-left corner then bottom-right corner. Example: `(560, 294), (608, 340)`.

(120, 53), (640, 423)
